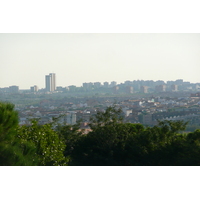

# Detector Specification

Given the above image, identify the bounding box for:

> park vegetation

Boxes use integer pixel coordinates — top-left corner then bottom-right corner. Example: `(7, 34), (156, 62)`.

(0, 102), (200, 166)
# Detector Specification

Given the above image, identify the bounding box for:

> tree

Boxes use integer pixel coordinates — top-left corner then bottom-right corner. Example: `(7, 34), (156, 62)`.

(56, 122), (82, 164)
(18, 120), (68, 166)
(157, 120), (188, 134)
(69, 106), (200, 166)
(1, 102), (199, 166)
(0, 102), (37, 166)
(89, 105), (124, 130)
(70, 106), (146, 165)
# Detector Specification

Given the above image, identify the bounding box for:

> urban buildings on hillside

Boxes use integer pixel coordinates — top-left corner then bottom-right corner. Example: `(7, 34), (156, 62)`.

(15, 93), (200, 130)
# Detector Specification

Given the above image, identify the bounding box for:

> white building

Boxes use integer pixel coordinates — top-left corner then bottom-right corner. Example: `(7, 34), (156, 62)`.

(45, 73), (56, 92)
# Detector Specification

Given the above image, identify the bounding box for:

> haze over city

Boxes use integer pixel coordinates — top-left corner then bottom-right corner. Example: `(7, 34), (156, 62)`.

(0, 33), (200, 89)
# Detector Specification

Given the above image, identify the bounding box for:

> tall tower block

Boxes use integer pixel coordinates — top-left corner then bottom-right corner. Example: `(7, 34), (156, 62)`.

(45, 73), (56, 92)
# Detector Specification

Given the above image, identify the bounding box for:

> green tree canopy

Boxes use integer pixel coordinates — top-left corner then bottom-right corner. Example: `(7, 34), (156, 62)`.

(18, 120), (68, 166)
(0, 102), (37, 165)
(69, 106), (200, 166)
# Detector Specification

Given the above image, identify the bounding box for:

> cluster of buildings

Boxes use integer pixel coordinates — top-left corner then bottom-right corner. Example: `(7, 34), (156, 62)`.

(82, 81), (117, 89)
(122, 96), (200, 127)
(30, 73), (56, 93)
(0, 73), (57, 94)
(18, 106), (77, 126)
(15, 92), (200, 133)
(0, 85), (19, 93)
(40, 77), (200, 94)
(1, 73), (200, 131)
(0, 73), (200, 94)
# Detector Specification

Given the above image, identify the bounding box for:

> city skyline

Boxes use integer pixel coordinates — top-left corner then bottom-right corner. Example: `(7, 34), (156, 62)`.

(0, 33), (200, 89)
(2, 75), (200, 91)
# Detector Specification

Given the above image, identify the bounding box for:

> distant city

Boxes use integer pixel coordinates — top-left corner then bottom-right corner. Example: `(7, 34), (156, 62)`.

(0, 73), (200, 94)
(1, 72), (200, 131)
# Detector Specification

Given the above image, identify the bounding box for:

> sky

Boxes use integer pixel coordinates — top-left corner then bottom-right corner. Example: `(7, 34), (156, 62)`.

(0, 33), (200, 89)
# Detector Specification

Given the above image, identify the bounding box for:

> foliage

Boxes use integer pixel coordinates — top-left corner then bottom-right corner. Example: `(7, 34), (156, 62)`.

(0, 102), (69, 166)
(1, 102), (200, 166)
(89, 106), (124, 130)
(69, 106), (200, 166)
(56, 122), (82, 164)
(18, 120), (68, 166)
(0, 102), (37, 166)
(70, 122), (145, 166)
(157, 120), (188, 134)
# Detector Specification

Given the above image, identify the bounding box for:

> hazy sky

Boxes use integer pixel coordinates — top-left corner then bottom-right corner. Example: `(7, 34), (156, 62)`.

(0, 33), (200, 89)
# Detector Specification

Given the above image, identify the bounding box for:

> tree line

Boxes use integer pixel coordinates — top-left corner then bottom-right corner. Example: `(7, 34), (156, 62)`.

(0, 102), (200, 166)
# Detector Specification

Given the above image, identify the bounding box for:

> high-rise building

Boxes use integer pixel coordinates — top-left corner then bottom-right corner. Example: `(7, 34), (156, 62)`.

(171, 84), (178, 92)
(45, 75), (51, 92)
(94, 82), (101, 88)
(30, 85), (38, 92)
(140, 86), (148, 93)
(124, 80), (132, 86)
(9, 85), (19, 93)
(103, 82), (109, 88)
(82, 82), (93, 90)
(112, 86), (119, 94)
(45, 73), (56, 92)
(126, 86), (134, 94)
(110, 81), (117, 87)
(155, 85), (166, 92)
(175, 79), (183, 85)
(50, 73), (56, 91)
